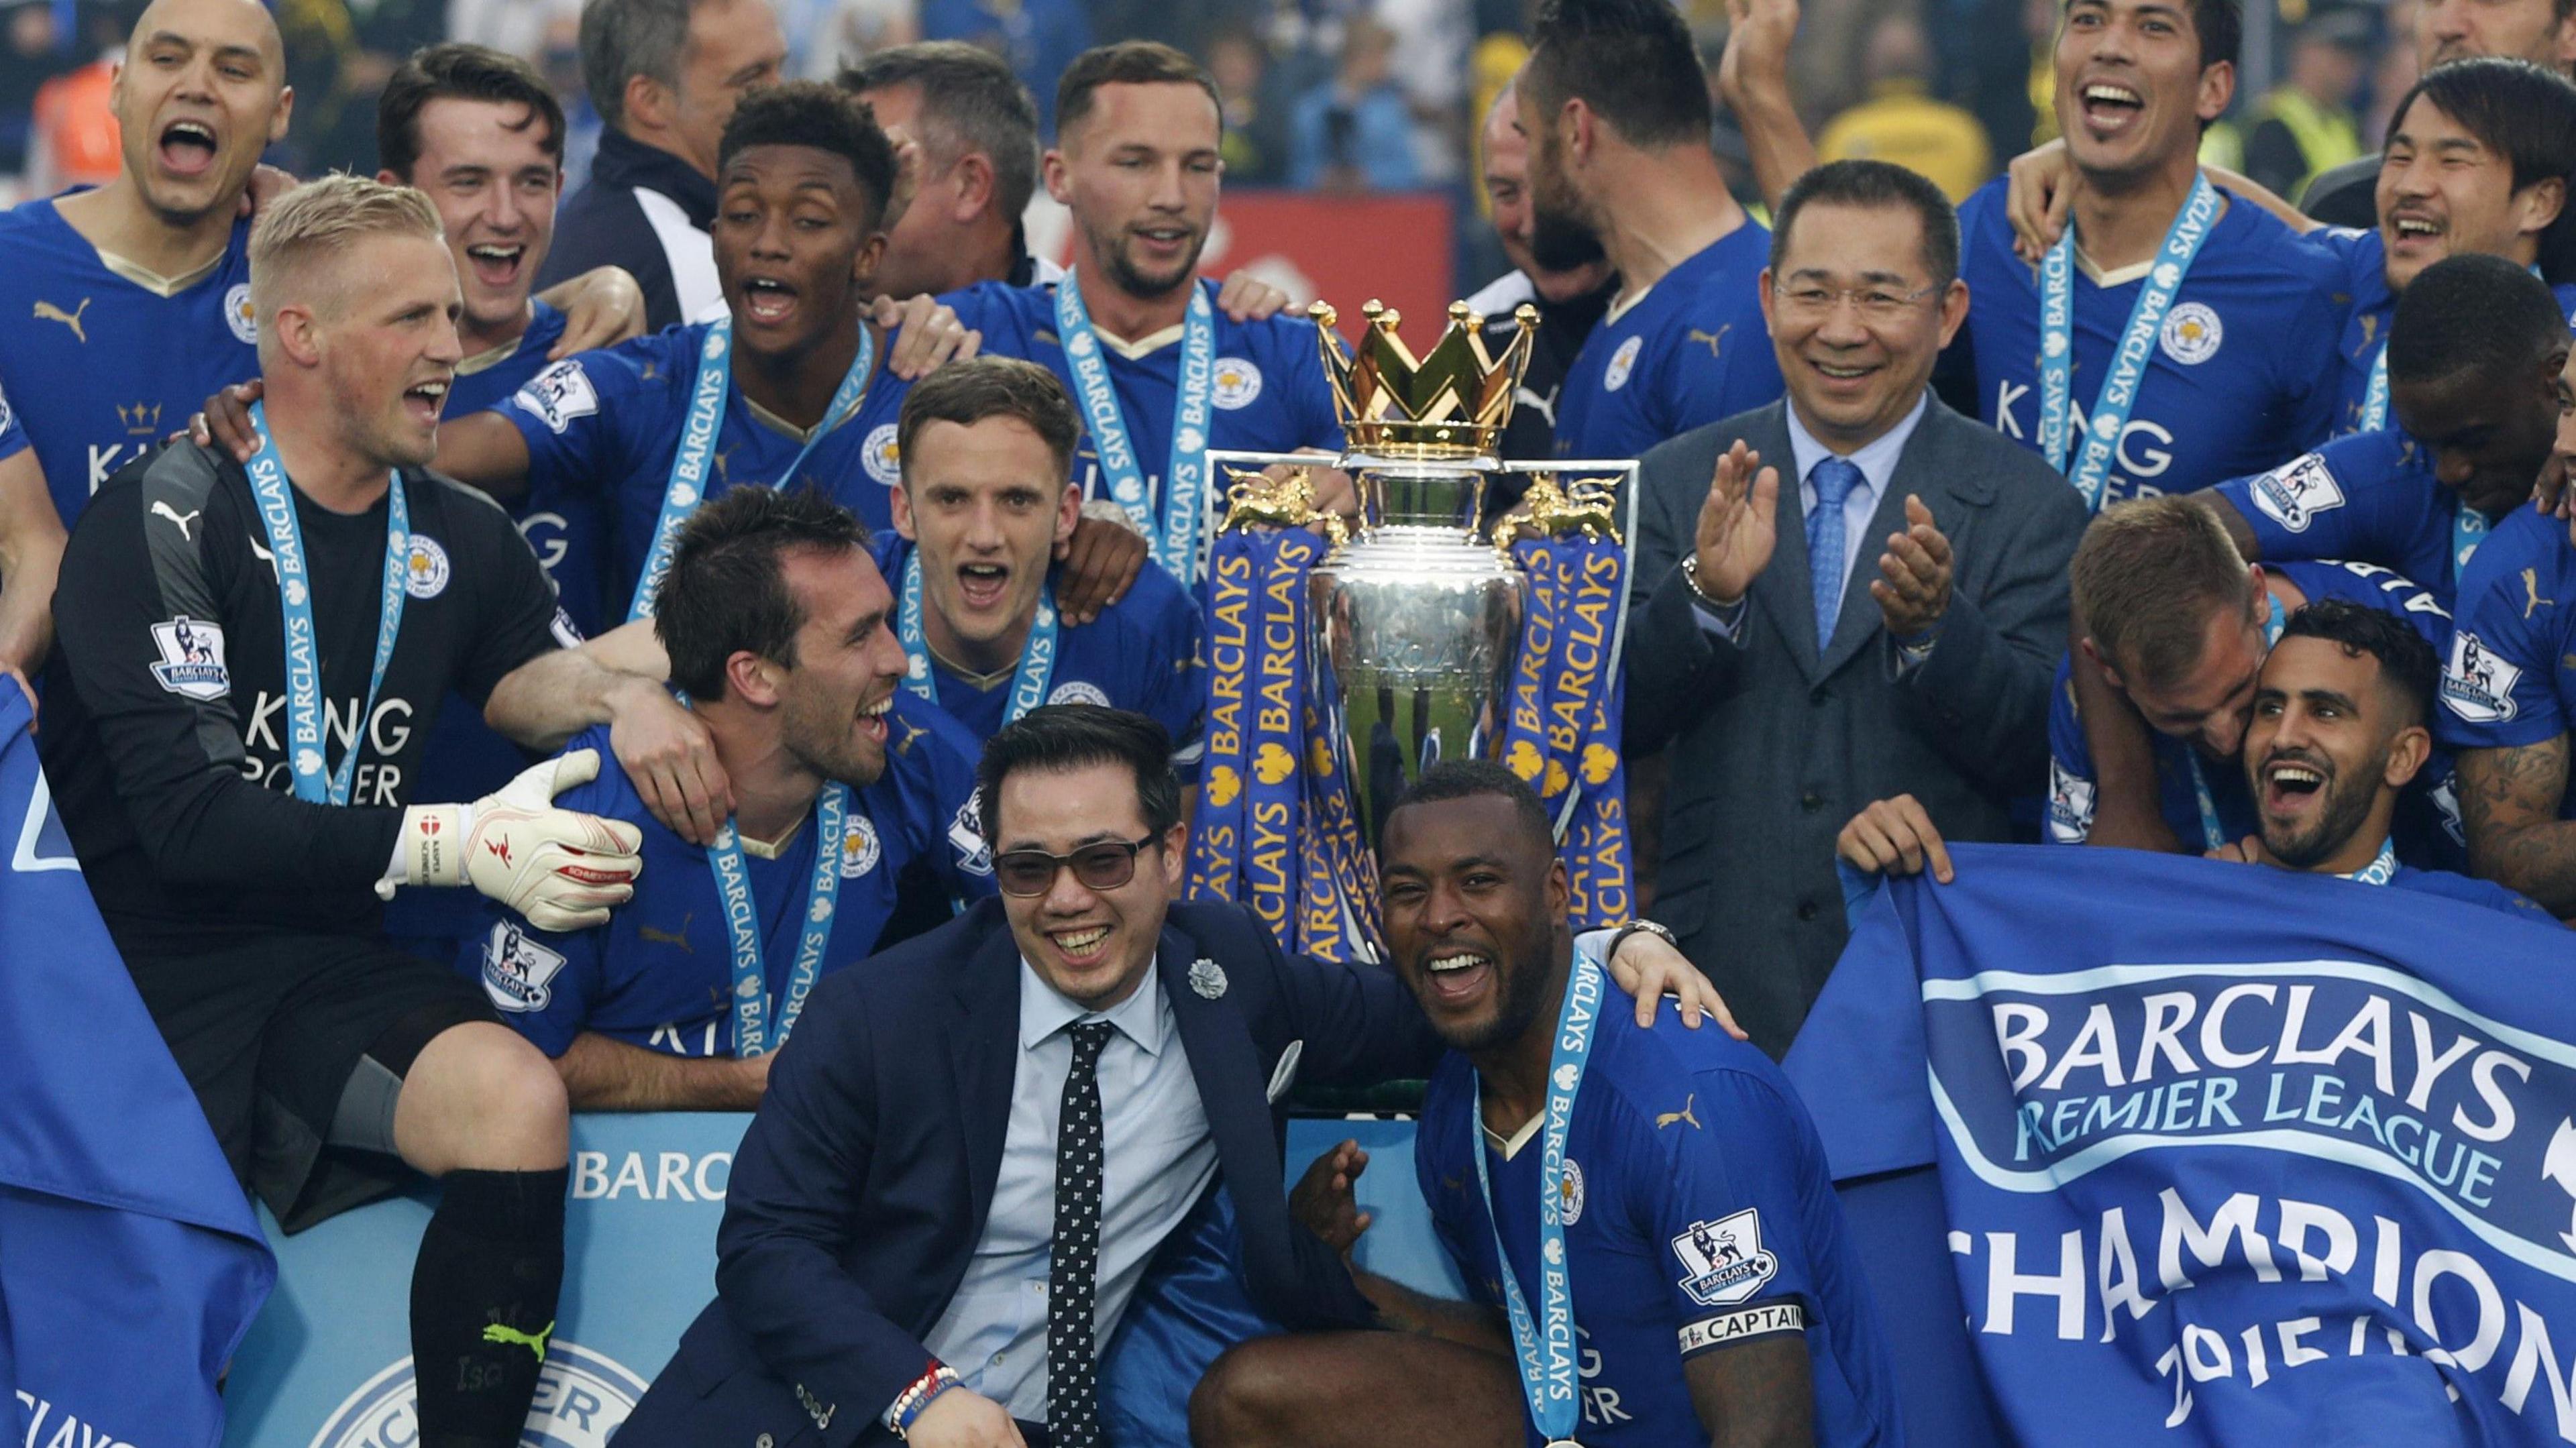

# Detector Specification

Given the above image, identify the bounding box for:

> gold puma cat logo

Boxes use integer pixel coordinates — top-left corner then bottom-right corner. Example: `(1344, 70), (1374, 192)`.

(34, 298), (90, 343)
(480, 1319), (553, 1362)
(2526, 568), (2557, 620)
(1656, 1093), (1701, 1130)
(639, 913), (694, 952)
(1684, 326), (1730, 359)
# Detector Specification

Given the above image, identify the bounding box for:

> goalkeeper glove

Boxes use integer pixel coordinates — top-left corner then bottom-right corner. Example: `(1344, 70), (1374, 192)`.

(382, 748), (644, 931)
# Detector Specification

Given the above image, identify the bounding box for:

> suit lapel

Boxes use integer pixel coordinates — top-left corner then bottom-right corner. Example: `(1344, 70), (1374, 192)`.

(950, 911), (1024, 1231)
(1157, 923), (1304, 1306)
(1745, 410), (1823, 680)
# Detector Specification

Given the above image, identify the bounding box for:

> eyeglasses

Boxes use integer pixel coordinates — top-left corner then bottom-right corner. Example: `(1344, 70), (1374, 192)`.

(993, 834), (1161, 897)
(1769, 281), (1941, 322)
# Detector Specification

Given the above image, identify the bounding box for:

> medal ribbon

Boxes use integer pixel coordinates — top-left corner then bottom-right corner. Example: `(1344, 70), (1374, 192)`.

(244, 400), (409, 806)
(2185, 592), (2287, 851)
(2341, 837), (2400, 886)
(2452, 500), (2490, 581)
(2359, 347), (2390, 434)
(1472, 948), (1603, 1443)
(1055, 271), (1218, 586)
(628, 317), (877, 620)
(711, 780), (851, 1058)
(2038, 172), (2220, 512)
(896, 549), (1059, 722)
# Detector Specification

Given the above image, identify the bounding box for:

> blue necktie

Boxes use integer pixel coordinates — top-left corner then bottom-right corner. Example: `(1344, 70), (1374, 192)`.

(1807, 457), (1863, 648)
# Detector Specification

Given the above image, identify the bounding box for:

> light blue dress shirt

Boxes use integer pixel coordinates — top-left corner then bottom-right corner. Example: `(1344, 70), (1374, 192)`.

(1693, 390), (1931, 643)
(920, 958), (1218, 1423)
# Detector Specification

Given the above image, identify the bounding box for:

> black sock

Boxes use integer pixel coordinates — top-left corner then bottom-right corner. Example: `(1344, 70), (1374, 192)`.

(409, 1166), (568, 1448)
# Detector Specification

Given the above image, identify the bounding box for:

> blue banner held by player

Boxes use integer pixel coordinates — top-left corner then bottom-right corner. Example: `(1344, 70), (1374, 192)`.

(0, 678), (276, 1448)
(1788, 845), (2576, 1446)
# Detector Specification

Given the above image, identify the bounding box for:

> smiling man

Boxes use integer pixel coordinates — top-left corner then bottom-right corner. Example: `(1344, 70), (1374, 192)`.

(2046, 494), (2470, 868)
(468, 486), (991, 1109)
(2206, 254), (2568, 607)
(619, 706), (1729, 1447)
(36, 175), (673, 1446)
(881, 357), (1203, 757)
(1622, 160), (2086, 1058)
(1193, 762), (1901, 1448)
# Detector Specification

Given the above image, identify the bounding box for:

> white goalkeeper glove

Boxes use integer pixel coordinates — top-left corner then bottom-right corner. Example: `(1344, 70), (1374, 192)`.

(380, 748), (644, 931)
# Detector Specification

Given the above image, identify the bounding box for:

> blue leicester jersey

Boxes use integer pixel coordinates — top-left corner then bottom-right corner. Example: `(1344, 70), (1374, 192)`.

(0, 199), (257, 524)
(948, 278), (1344, 526)
(1948, 180), (2345, 502)
(1413, 975), (1900, 1448)
(2212, 427), (2488, 608)
(466, 698), (994, 1057)
(873, 533), (1205, 757)
(2389, 863), (2559, 921)
(2438, 504), (2576, 821)
(1554, 223), (1782, 463)
(2047, 559), (2466, 865)
(498, 319), (915, 609)
(2316, 227), (2576, 435)
(384, 301), (599, 956)
(0, 377), (24, 463)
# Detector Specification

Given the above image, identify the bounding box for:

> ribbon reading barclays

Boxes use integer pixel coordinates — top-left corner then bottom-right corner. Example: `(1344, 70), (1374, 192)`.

(1789, 844), (2576, 1443)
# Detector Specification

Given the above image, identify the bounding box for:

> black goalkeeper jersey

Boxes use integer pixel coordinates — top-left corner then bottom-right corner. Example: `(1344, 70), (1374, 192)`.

(42, 439), (564, 952)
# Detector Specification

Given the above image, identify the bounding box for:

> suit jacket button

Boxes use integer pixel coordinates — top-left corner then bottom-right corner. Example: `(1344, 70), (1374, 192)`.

(757, 1435), (774, 1448)
(1800, 791), (1823, 813)
(1797, 900), (1820, 922)
(1809, 685), (1829, 706)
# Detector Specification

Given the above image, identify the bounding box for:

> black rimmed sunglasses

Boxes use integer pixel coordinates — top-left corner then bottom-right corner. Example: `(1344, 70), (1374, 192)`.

(991, 834), (1162, 897)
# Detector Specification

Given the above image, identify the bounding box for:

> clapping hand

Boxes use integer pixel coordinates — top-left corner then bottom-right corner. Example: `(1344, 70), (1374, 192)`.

(1690, 441), (1779, 606)
(1870, 494), (1953, 638)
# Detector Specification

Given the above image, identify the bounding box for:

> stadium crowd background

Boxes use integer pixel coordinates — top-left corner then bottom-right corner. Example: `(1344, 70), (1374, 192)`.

(0, 0), (2410, 285)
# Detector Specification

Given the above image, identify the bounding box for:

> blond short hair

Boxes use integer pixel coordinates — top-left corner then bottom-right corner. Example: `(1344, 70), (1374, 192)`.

(2068, 495), (2257, 691)
(248, 174), (445, 345)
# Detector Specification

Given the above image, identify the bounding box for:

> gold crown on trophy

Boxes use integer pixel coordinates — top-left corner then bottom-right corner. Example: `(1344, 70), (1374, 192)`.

(1312, 299), (1539, 460)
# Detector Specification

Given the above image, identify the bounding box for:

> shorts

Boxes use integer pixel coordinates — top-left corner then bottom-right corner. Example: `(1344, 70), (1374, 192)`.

(123, 929), (498, 1233)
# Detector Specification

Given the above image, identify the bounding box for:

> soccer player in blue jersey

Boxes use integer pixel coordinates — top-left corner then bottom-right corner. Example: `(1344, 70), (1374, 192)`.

(472, 486), (994, 1107)
(1845, 599), (2559, 921)
(0, 402), (59, 704)
(932, 42), (1348, 596)
(1515, 0), (1783, 461)
(2207, 255), (2567, 606)
(883, 357), (1203, 762)
(2049, 496), (2467, 866)
(1193, 762), (1898, 1448)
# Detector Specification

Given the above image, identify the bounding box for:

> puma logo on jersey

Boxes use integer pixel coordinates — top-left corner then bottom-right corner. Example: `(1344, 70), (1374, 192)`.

(2526, 568), (2557, 620)
(480, 1319), (553, 1362)
(639, 914), (695, 952)
(1515, 384), (1559, 428)
(150, 500), (202, 539)
(34, 298), (90, 343)
(1684, 326), (1731, 359)
(1656, 1093), (1701, 1130)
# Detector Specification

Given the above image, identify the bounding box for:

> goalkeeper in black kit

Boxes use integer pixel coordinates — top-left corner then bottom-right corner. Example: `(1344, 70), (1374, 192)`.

(39, 176), (718, 1445)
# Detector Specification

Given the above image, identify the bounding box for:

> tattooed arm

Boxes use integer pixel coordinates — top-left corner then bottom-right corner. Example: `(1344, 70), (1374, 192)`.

(2457, 738), (2576, 916)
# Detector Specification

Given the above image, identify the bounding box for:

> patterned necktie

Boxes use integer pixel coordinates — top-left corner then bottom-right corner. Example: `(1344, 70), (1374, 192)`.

(1806, 456), (1864, 648)
(1046, 1021), (1118, 1448)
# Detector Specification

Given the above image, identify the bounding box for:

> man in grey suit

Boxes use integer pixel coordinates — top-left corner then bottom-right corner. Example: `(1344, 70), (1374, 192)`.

(1627, 158), (2088, 1058)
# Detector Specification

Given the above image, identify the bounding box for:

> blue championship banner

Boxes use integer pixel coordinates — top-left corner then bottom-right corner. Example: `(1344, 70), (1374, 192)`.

(1503, 531), (1633, 932)
(1788, 846), (2576, 1446)
(1, 679), (276, 1448)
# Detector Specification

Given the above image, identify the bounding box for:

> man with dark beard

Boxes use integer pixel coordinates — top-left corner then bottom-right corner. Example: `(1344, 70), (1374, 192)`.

(1842, 598), (2559, 920)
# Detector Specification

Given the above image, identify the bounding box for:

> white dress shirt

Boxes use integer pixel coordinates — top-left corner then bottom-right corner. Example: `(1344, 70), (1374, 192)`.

(920, 958), (1218, 1421)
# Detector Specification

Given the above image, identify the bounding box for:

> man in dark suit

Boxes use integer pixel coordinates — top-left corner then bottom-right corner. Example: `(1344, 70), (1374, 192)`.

(1627, 159), (2088, 1059)
(619, 706), (1723, 1445)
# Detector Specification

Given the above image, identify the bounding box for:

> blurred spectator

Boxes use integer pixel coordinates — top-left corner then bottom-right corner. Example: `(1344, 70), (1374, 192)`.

(0, 0), (74, 178)
(273, 0), (448, 174)
(1372, 0), (1472, 182)
(27, 46), (116, 196)
(2231, 8), (2370, 201)
(1816, 11), (1992, 201)
(780, 0), (920, 79)
(1291, 15), (1421, 190)
(919, 0), (1090, 135)
(445, 0), (582, 66)
(1208, 23), (1290, 184)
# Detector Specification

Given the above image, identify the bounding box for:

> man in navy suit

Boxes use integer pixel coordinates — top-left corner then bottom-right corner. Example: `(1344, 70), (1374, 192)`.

(619, 706), (1725, 1445)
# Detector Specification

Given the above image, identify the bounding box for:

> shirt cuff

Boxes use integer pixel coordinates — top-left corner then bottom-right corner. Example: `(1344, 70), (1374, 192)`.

(1889, 624), (1941, 677)
(1690, 592), (1749, 645)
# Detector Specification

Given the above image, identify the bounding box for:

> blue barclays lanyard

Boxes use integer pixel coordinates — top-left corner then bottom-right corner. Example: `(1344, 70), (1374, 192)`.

(2341, 837), (2400, 886)
(1055, 271), (1218, 586)
(244, 400), (409, 805)
(711, 782), (852, 1058)
(2357, 262), (2538, 435)
(627, 319), (877, 620)
(895, 550), (1059, 721)
(2184, 592), (2287, 851)
(2039, 172), (2220, 513)
(2452, 498), (2491, 581)
(1472, 948), (1605, 1446)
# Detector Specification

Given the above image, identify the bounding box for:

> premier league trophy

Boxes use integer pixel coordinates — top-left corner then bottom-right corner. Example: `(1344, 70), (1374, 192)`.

(1185, 300), (1639, 961)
